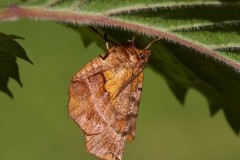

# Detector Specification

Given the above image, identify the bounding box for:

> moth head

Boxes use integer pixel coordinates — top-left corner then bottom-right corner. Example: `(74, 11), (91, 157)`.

(136, 48), (151, 61)
(129, 37), (161, 63)
(125, 43), (151, 64)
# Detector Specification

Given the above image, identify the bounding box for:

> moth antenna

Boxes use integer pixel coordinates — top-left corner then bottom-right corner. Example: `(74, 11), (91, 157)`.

(145, 37), (162, 49)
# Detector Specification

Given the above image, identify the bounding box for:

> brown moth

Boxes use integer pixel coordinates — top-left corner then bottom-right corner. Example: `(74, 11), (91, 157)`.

(68, 37), (160, 160)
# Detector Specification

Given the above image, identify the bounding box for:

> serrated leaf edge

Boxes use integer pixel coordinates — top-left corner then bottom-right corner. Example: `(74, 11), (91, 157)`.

(0, 5), (239, 72)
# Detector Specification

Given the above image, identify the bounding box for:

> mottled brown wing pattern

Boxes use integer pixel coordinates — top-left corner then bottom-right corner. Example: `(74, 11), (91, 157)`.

(85, 73), (143, 160)
(68, 43), (151, 160)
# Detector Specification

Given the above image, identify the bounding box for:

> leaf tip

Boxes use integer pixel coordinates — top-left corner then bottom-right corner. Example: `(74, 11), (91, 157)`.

(0, 88), (13, 98)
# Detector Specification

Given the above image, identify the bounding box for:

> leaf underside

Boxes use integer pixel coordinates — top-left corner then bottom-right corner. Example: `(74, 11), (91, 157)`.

(0, 32), (32, 98)
(0, 0), (240, 133)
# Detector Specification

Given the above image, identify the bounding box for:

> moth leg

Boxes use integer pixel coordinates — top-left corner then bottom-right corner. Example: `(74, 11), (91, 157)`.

(89, 27), (117, 49)
(131, 35), (135, 44)
(104, 33), (110, 50)
(130, 26), (141, 44)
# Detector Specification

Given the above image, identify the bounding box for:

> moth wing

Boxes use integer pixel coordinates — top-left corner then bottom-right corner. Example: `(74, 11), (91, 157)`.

(68, 56), (114, 135)
(68, 50), (144, 160)
(126, 72), (143, 141)
(85, 72), (144, 160)
(68, 56), (134, 134)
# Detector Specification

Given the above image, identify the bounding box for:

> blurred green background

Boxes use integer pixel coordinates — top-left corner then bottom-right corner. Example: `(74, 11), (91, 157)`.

(0, 1), (240, 160)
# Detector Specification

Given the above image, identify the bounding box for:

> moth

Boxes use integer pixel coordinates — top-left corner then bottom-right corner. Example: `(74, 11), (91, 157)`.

(68, 36), (160, 160)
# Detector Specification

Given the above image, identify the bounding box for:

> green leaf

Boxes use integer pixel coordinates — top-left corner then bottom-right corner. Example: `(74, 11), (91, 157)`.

(149, 41), (240, 134)
(0, 0), (240, 133)
(0, 32), (32, 97)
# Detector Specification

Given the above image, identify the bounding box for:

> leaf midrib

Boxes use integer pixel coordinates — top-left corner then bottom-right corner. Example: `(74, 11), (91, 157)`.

(0, 5), (238, 72)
